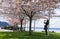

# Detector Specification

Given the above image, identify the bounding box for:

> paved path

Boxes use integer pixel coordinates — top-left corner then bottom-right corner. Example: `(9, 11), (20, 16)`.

(0, 28), (13, 32)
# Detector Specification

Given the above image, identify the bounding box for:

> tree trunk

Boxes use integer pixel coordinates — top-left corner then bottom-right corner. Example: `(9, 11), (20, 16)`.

(20, 20), (23, 32)
(29, 17), (32, 35)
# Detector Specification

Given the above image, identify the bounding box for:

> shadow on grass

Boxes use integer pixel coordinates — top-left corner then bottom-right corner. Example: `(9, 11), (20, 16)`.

(0, 32), (60, 39)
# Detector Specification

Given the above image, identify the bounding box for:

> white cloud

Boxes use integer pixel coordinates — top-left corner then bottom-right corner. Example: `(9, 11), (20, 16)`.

(0, 17), (8, 22)
(54, 9), (60, 15)
(50, 17), (60, 28)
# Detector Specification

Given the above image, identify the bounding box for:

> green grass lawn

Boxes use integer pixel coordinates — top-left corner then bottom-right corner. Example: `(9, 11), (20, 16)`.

(0, 32), (60, 39)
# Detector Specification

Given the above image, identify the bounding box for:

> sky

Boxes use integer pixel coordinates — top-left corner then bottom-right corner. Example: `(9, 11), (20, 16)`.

(0, 17), (8, 22)
(54, 9), (60, 15)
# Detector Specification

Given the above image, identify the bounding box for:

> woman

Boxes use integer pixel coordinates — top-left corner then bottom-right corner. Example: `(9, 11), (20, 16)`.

(44, 19), (49, 36)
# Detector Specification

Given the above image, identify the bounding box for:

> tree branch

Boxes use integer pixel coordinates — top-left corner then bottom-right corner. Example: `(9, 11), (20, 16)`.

(21, 7), (30, 17)
(31, 11), (36, 17)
